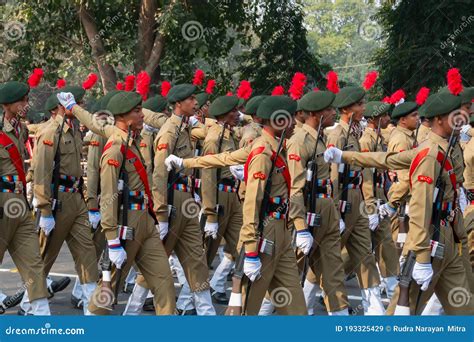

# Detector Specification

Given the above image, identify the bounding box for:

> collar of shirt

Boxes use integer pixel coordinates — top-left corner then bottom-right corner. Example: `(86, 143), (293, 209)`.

(426, 131), (449, 154)
(302, 123), (322, 141)
(170, 113), (189, 128)
(116, 127), (140, 147)
(53, 115), (71, 134)
(262, 127), (286, 152)
(397, 125), (415, 138)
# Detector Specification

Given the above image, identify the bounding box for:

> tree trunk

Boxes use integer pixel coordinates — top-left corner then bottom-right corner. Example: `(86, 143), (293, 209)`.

(136, 0), (158, 72)
(78, 4), (117, 92)
(145, 33), (165, 83)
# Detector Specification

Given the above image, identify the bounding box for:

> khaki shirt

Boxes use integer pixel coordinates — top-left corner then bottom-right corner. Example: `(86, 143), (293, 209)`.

(85, 132), (108, 210)
(386, 125), (416, 206)
(201, 123), (238, 223)
(152, 114), (207, 222)
(287, 123), (330, 231)
(35, 115), (83, 216)
(463, 136), (474, 216)
(139, 128), (156, 187)
(360, 127), (387, 213)
(0, 118), (29, 180)
(381, 125), (395, 144)
(416, 124), (431, 144)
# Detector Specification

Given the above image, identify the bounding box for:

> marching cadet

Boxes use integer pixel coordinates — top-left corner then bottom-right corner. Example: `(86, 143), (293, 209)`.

(325, 91), (474, 315)
(0, 81), (50, 315)
(327, 86), (386, 315)
(200, 95), (242, 304)
(293, 100), (307, 135)
(287, 90), (350, 315)
(57, 90), (176, 315)
(153, 84), (215, 315)
(359, 101), (399, 298)
(464, 114), (474, 275)
(22, 86), (99, 315)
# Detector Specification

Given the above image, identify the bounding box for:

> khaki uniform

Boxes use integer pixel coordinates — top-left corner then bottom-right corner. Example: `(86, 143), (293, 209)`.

(327, 121), (380, 289)
(464, 135), (474, 273)
(240, 129), (306, 315)
(153, 114), (210, 293)
(287, 123), (348, 312)
(343, 132), (474, 314)
(139, 128), (157, 187)
(360, 127), (399, 279)
(416, 124), (431, 144)
(381, 126), (395, 145)
(201, 123), (242, 262)
(238, 122), (262, 200)
(0, 119), (48, 302)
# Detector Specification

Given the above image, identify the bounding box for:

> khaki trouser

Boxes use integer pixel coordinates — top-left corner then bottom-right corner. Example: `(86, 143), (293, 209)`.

(373, 216), (399, 278)
(0, 193), (48, 301)
(163, 190), (210, 292)
(460, 209), (474, 292)
(387, 221), (474, 315)
(301, 198), (349, 312)
(205, 191), (242, 264)
(92, 226), (106, 261)
(88, 210), (175, 315)
(340, 189), (380, 289)
(465, 209), (474, 271)
(39, 192), (98, 284)
(242, 219), (307, 315)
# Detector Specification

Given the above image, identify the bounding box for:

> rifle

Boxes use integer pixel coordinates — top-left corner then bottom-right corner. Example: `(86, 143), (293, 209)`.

(203, 124), (226, 266)
(300, 116), (324, 286)
(413, 119), (421, 148)
(226, 128), (287, 316)
(338, 115), (354, 223)
(98, 246), (114, 310)
(113, 125), (132, 304)
(396, 250), (416, 314)
(40, 116), (67, 259)
(370, 117), (382, 253)
(397, 203), (408, 253)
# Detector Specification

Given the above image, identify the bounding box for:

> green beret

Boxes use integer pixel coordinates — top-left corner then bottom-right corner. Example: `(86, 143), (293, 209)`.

(244, 95), (268, 115)
(460, 87), (474, 104)
(296, 100), (302, 112)
(0, 81), (29, 104)
(143, 95), (168, 112)
(364, 101), (391, 118)
(90, 100), (101, 113)
(107, 91), (142, 116)
(333, 86), (365, 109)
(61, 86), (86, 102)
(391, 102), (417, 119)
(209, 96), (239, 118)
(99, 90), (120, 111)
(44, 93), (60, 112)
(167, 84), (196, 103)
(237, 98), (245, 108)
(257, 95), (297, 120)
(418, 103), (427, 118)
(299, 91), (335, 112)
(196, 92), (209, 109)
(423, 92), (462, 118)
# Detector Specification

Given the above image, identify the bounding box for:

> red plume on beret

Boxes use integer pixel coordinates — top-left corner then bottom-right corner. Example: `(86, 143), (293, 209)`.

(192, 69), (205, 87)
(288, 72), (307, 100)
(382, 96), (391, 104)
(447, 68), (463, 96)
(326, 71), (339, 94)
(205, 80), (216, 95)
(389, 89), (406, 105)
(28, 68), (44, 88)
(271, 85), (285, 96)
(226, 91), (234, 96)
(116, 82), (124, 90)
(237, 80), (252, 100)
(82, 73), (98, 90)
(56, 79), (66, 89)
(124, 75), (135, 91)
(161, 81), (171, 97)
(362, 71), (378, 91)
(415, 87), (430, 106)
(136, 71), (151, 100)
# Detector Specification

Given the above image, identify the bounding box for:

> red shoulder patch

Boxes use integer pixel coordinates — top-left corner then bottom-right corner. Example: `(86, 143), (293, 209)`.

(107, 159), (120, 167)
(253, 172), (266, 180)
(288, 154), (301, 161)
(43, 140), (53, 146)
(418, 175), (433, 184)
(361, 149), (369, 152)
(205, 152), (214, 156)
(90, 141), (100, 147)
(157, 143), (168, 151)
(139, 142), (147, 148)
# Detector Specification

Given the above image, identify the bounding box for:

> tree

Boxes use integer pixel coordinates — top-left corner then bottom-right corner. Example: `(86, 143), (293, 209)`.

(373, 0), (474, 96)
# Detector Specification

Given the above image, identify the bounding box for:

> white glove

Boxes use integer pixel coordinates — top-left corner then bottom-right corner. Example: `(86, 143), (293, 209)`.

(339, 219), (346, 234)
(460, 124), (472, 142)
(143, 123), (158, 133)
(204, 221), (219, 239)
(238, 111), (245, 122)
(108, 238), (127, 269)
(56, 92), (76, 110)
(378, 203), (397, 219)
(230, 165), (244, 181)
(158, 221), (169, 240)
(189, 116), (199, 127)
(368, 214), (379, 232)
(194, 192), (201, 204)
(88, 210), (101, 230)
(459, 187), (468, 212)
(164, 154), (183, 171)
(39, 215), (55, 236)
(32, 197), (38, 209)
(296, 230), (314, 255)
(243, 255), (262, 282)
(412, 262), (433, 291)
(324, 146), (342, 163)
